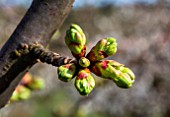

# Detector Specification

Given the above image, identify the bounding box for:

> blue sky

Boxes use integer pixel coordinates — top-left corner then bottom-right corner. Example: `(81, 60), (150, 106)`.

(0, 0), (158, 7)
(74, 0), (157, 7)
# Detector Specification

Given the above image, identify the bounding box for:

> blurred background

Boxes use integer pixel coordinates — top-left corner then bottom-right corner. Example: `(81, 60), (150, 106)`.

(0, 0), (170, 117)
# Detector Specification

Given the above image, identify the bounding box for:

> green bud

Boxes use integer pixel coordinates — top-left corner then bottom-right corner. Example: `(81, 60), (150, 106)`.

(78, 57), (90, 68)
(10, 90), (19, 102)
(113, 72), (133, 88)
(91, 60), (123, 78)
(27, 77), (45, 90)
(116, 66), (135, 82)
(65, 24), (86, 58)
(113, 66), (135, 88)
(91, 60), (135, 88)
(75, 68), (95, 95)
(58, 63), (76, 82)
(87, 37), (117, 61)
(18, 86), (31, 100)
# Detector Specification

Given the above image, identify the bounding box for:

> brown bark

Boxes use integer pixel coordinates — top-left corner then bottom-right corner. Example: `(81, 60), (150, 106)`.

(0, 0), (74, 108)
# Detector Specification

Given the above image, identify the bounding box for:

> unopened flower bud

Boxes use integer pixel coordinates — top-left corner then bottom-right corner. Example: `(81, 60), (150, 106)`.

(17, 85), (31, 100)
(75, 68), (95, 95)
(10, 90), (19, 102)
(65, 24), (86, 58)
(78, 57), (90, 68)
(91, 60), (123, 78)
(87, 37), (117, 61)
(58, 63), (76, 82)
(116, 67), (135, 82)
(91, 60), (135, 88)
(27, 77), (45, 90)
(114, 66), (135, 88)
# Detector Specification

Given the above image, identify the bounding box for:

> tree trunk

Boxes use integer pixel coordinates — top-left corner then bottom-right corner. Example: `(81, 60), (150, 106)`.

(0, 0), (74, 108)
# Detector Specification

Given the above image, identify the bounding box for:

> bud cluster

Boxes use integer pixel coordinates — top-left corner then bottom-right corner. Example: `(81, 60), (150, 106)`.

(10, 73), (45, 102)
(57, 24), (135, 96)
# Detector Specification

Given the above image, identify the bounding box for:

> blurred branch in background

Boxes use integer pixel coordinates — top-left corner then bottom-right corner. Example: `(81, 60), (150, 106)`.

(0, 0), (170, 117)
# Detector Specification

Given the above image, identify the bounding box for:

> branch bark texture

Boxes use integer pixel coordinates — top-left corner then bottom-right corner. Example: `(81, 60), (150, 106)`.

(0, 0), (74, 108)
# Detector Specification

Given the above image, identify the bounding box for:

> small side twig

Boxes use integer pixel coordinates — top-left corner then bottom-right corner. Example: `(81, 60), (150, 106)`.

(30, 44), (77, 66)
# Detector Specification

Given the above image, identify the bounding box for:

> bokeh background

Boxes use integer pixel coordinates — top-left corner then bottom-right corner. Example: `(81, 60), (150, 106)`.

(1, 0), (170, 117)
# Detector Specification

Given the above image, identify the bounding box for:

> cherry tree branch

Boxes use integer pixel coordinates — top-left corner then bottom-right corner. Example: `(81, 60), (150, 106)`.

(0, 0), (74, 108)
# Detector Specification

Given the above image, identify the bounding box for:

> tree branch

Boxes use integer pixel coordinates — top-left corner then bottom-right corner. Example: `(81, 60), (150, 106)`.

(30, 43), (76, 66)
(0, 0), (74, 108)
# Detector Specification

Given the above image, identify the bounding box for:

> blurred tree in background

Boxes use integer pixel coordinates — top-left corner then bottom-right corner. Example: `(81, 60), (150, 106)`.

(1, 0), (170, 117)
